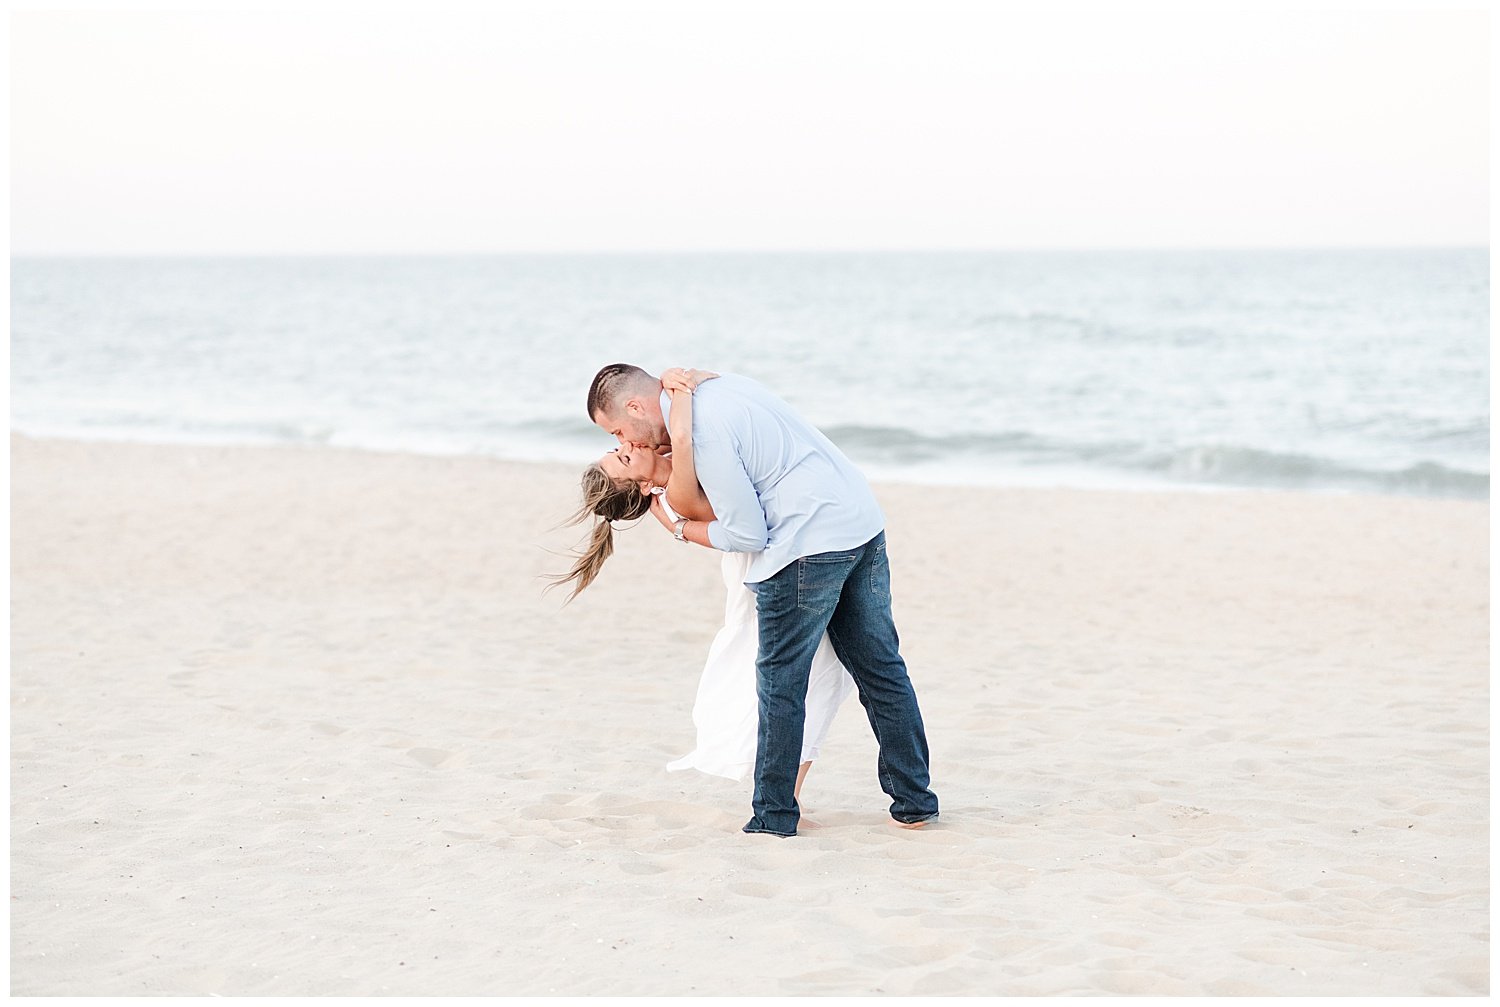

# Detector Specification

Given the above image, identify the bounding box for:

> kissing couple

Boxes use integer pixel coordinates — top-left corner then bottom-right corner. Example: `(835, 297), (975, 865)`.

(556, 364), (939, 837)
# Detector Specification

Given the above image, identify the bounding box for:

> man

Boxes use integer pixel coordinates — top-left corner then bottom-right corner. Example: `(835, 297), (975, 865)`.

(587, 363), (939, 837)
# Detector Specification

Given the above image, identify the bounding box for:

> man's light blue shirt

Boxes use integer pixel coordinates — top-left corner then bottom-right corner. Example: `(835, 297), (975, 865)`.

(662, 374), (885, 584)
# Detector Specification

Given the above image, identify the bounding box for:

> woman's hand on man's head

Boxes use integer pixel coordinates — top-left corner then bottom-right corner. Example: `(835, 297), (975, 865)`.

(661, 368), (720, 394)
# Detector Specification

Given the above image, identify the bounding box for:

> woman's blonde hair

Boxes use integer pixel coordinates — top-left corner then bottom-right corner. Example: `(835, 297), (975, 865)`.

(547, 463), (653, 600)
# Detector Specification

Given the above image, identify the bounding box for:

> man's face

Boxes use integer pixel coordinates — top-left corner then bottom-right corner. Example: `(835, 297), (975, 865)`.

(592, 397), (667, 451)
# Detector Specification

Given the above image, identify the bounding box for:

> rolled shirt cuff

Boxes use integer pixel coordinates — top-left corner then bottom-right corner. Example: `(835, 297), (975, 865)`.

(706, 520), (729, 551)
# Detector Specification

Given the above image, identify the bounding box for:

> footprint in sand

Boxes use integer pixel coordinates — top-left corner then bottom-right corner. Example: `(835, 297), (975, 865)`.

(516, 803), (592, 824)
(617, 861), (666, 876)
(1236, 945), (1306, 967)
(855, 939), (966, 969)
(1097, 931), (1151, 951)
(406, 747), (465, 769)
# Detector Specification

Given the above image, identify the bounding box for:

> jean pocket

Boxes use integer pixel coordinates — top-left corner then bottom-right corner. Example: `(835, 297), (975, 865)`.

(796, 552), (856, 613)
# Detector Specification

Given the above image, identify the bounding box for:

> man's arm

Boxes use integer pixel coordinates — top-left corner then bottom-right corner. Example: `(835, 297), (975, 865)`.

(693, 436), (770, 552)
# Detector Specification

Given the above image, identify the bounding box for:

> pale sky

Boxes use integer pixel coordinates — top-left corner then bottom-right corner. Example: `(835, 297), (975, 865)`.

(10, 2), (1490, 254)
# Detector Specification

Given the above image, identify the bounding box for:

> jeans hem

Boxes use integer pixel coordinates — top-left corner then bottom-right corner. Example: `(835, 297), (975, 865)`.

(742, 825), (797, 838)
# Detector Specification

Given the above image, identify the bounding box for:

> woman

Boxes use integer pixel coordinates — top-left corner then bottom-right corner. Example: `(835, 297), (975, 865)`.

(552, 369), (855, 804)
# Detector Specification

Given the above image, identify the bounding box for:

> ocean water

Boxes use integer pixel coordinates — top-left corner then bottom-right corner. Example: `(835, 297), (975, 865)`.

(10, 249), (1489, 498)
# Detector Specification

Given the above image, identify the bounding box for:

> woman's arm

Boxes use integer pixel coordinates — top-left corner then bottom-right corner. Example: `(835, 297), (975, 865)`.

(648, 494), (717, 548)
(663, 388), (717, 523)
(655, 367), (720, 532)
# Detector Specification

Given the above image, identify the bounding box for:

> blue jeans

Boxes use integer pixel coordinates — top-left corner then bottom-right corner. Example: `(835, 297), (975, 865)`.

(743, 531), (939, 837)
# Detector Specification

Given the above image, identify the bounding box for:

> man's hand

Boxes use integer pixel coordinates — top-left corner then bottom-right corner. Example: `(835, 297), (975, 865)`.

(661, 367), (720, 394)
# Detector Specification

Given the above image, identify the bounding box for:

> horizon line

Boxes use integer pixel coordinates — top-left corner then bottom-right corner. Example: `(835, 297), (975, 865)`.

(10, 242), (1489, 260)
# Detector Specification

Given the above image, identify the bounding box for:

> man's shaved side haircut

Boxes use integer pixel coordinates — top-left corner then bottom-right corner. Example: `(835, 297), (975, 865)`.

(586, 363), (653, 421)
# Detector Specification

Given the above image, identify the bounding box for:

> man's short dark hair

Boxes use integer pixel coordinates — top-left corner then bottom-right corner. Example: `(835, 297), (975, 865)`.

(586, 363), (651, 420)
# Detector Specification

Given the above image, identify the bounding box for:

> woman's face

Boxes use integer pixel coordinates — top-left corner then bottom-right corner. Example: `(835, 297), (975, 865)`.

(599, 445), (662, 495)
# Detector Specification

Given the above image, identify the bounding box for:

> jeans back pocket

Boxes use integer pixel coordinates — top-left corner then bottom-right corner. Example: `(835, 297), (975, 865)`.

(796, 552), (857, 613)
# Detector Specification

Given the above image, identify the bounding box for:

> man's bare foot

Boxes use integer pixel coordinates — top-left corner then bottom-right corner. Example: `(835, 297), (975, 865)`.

(799, 818), (824, 830)
(889, 817), (929, 830)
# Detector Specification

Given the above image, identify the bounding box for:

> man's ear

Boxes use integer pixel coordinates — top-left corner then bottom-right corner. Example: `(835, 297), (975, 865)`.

(624, 397), (646, 418)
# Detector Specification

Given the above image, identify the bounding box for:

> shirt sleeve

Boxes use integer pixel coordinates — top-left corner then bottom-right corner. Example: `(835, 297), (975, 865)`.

(694, 435), (770, 553)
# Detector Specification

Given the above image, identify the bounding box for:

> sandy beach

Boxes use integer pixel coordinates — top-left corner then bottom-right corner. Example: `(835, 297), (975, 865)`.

(10, 434), (1488, 996)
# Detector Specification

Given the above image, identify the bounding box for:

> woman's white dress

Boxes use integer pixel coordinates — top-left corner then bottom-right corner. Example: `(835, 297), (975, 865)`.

(667, 550), (857, 781)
